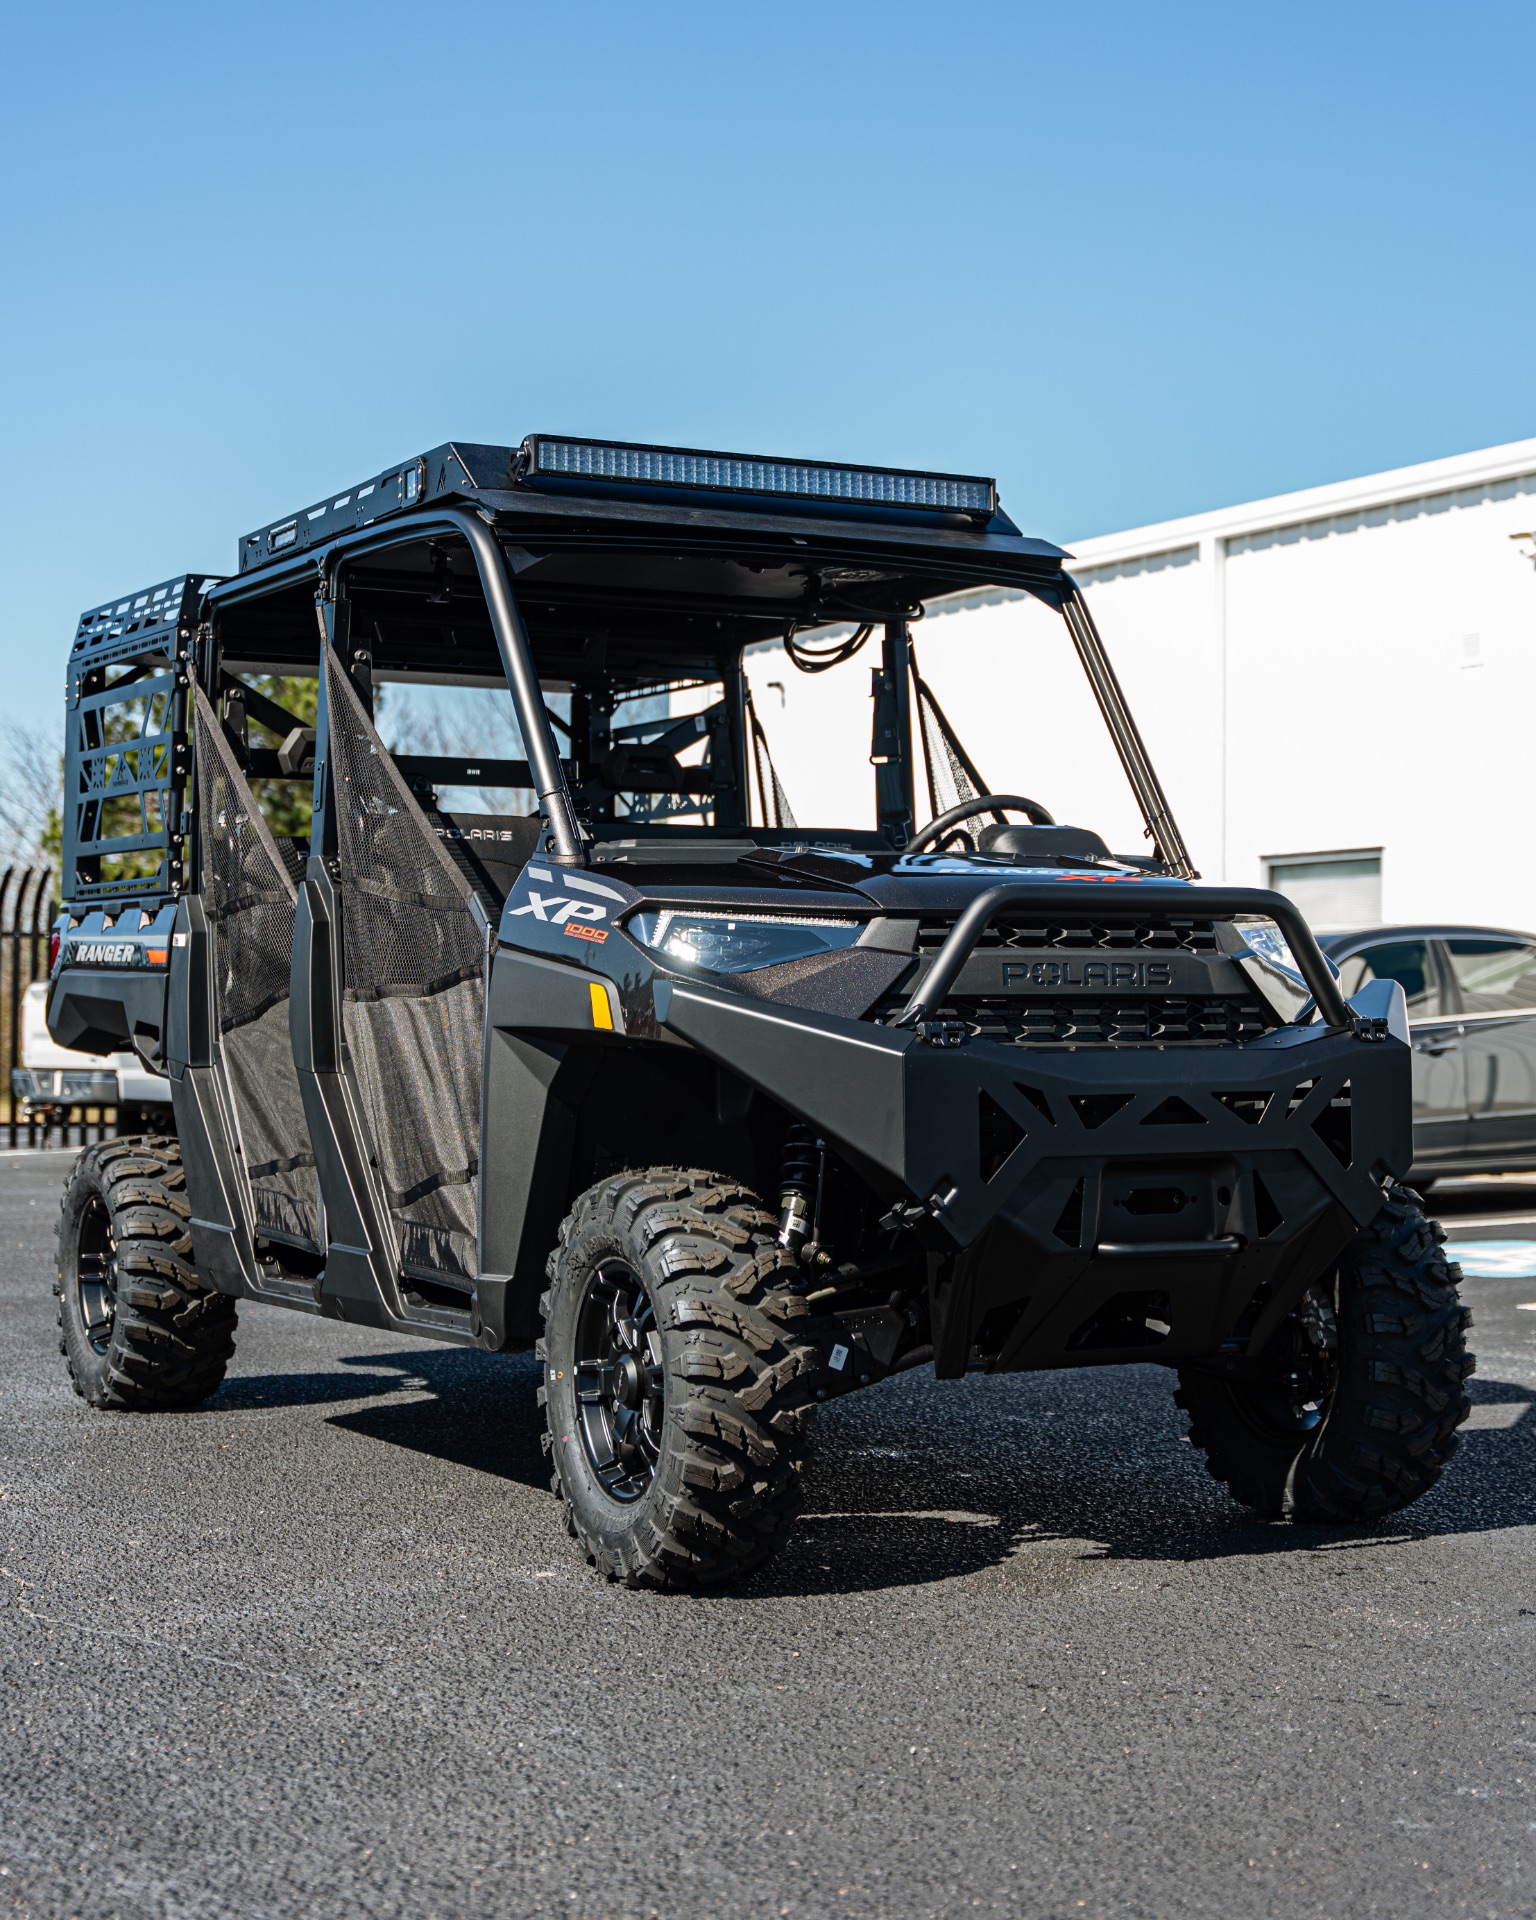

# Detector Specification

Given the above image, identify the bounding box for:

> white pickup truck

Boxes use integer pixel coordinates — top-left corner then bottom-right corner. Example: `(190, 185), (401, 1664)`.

(12, 981), (171, 1126)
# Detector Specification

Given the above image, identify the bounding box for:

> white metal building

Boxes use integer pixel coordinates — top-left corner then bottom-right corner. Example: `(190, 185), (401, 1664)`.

(746, 436), (1536, 932)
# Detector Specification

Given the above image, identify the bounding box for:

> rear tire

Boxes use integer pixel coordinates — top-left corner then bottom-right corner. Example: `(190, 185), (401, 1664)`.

(56, 1137), (237, 1410)
(540, 1168), (821, 1589)
(1177, 1183), (1472, 1520)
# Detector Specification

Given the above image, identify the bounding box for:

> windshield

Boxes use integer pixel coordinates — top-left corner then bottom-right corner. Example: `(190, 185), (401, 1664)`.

(741, 601), (1160, 859)
(375, 594), (1178, 870)
(308, 530), (1189, 874)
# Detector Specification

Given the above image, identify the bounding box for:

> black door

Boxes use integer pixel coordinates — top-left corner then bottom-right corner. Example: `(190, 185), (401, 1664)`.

(1335, 939), (1466, 1170)
(1442, 936), (1536, 1169)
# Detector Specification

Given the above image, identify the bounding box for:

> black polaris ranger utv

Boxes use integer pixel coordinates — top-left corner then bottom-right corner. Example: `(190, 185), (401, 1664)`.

(48, 436), (1471, 1587)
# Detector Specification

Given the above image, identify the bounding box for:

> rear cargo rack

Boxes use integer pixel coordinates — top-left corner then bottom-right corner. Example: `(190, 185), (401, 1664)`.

(63, 576), (203, 908)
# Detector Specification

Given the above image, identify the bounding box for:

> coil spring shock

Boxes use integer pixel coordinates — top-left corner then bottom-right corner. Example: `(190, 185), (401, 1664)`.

(776, 1123), (824, 1257)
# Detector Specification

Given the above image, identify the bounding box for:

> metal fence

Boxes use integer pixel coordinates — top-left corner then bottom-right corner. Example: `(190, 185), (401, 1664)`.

(1, 866), (119, 1150)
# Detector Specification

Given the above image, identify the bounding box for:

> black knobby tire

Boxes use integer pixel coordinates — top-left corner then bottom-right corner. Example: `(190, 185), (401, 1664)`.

(56, 1136), (237, 1411)
(539, 1168), (821, 1589)
(1177, 1183), (1473, 1520)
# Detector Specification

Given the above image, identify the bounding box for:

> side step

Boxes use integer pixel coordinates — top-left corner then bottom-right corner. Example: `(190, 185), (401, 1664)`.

(399, 1299), (475, 1336)
(252, 1271), (323, 1312)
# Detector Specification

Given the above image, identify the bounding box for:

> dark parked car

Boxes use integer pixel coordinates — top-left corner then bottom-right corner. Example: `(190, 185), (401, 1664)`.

(1320, 926), (1536, 1180)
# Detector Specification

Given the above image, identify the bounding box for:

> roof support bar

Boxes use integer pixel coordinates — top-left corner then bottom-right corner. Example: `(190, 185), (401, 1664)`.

(247, 507), (587, 868)
(441, 509), (586, 867)
(1059, 578), (1195, 879)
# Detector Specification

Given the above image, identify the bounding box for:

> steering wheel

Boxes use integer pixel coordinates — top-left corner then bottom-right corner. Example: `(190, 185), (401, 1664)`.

(906, 793), (1056, 855)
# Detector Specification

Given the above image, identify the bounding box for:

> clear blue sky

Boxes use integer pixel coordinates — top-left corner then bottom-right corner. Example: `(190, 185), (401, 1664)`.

(3, 1), (1534, 730)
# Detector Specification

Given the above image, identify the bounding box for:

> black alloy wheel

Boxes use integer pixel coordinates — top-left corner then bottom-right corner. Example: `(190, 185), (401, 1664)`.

(56, 1137), (237, 1410)
(539, 1169), (821, 1588)
(1221, 1283), (1339, 1448)
(572, 1259), (665, 1503)
(75, 1193), (119, 1356)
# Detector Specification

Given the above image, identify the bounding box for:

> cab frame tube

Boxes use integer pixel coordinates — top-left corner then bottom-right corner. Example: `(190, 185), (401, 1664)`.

(1059, 578), (1195, 881)
(206, 509), (585, 868)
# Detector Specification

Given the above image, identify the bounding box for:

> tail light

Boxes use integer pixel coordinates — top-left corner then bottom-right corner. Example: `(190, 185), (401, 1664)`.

(48, 927), (61, 975)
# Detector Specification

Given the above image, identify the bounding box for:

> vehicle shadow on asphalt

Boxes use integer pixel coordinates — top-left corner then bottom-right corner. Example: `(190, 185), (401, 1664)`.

(210, 1348), (1536, 1595)
(750, 1371), (1536, 1596)
(211, 1347), (551, 1486)
(328, 1348), (551, 1488)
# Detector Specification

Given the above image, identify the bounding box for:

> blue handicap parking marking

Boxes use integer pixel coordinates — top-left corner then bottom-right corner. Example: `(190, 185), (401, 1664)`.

(1445, 1239), (1536, 1280)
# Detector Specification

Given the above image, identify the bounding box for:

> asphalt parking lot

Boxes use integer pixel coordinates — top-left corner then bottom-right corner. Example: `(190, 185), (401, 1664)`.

(3, 1152), (1534, 1920)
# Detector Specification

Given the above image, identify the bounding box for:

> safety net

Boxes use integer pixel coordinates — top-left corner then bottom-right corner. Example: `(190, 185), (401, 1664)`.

(193, 687), (320, 1250)
(909, 642), (990, 822)
(324, 653), (485, 1285)
(745, 689), (797, 829)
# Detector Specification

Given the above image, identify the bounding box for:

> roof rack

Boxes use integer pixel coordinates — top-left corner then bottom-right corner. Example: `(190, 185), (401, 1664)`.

(71, 575), (207, 685)
(235, 436), (1004, 577)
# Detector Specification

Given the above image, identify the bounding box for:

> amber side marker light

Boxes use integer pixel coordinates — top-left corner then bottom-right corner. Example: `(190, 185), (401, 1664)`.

(588, 981), (614, 1031)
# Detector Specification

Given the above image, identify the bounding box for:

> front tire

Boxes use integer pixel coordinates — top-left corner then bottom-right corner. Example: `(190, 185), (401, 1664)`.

(56, 1137), (237, 1410)
(540, 1169), (822, 1589)
(1177, 1183), (1472, 1520)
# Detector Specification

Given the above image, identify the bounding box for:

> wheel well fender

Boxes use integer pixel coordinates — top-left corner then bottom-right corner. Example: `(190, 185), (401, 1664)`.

(476, 1031), (786, 1349)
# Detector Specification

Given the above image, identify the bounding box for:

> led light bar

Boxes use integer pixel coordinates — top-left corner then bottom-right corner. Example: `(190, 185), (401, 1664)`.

(524, 436), (996, 517)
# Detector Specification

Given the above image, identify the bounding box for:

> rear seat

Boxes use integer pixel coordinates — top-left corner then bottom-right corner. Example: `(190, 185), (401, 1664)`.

(424, 811), (541, 915)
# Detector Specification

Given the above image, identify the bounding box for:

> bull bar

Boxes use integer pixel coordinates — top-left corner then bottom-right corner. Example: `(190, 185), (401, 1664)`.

(888, 882), (1352, 1032)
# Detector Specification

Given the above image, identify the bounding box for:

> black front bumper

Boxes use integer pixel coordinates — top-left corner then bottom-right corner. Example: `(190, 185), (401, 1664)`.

(656, 979), (1411, 1375)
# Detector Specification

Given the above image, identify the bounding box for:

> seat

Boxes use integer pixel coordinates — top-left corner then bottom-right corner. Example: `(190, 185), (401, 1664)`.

(423, 811), (542, 916)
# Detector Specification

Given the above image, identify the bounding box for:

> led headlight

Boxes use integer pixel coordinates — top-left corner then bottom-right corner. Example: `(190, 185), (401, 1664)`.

(627, 909), (862, 974)
(1239, 922), (1306, 988)
(1235, 919), (1340, 1024)
(1238, 922), (1339, 992)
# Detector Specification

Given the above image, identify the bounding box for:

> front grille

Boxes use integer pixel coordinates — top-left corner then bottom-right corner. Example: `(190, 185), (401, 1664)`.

(876, 991), (1271, 1047)
(915, 916), (1222, 955)
(887, 914), (1266, 1047)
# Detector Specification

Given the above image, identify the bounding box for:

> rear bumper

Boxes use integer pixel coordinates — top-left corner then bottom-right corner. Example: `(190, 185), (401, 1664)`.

(47, 964), (168, 1065)
(11, 1066), (121, 1107)
(656, 979), (1411, 1373)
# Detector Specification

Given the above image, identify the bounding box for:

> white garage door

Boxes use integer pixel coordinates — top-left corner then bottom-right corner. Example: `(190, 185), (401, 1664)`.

(1264, 850), (1383, 933)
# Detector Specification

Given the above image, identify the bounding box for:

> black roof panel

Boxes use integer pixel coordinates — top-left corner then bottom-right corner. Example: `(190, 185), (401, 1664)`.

(236, 438), (1064, 582)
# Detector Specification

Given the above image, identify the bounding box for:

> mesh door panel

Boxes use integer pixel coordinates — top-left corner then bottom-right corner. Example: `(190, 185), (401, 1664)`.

(325, 654), (485, 1283)
(193, 687), (320, 1249)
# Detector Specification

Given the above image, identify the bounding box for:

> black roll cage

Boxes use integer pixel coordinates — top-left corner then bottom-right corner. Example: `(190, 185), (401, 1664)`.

(201, 507), (1196, 880)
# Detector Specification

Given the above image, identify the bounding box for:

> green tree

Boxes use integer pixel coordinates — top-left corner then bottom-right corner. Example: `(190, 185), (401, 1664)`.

(243, 675), (320, 839)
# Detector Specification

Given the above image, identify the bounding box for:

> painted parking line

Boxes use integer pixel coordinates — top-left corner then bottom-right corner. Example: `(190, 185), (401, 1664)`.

(1437, 1212), (1536, 1231)
(1446, 1240), (1536, 1279)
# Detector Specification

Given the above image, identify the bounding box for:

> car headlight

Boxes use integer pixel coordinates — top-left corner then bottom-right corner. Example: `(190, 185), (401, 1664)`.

(627, 909), (862, 974)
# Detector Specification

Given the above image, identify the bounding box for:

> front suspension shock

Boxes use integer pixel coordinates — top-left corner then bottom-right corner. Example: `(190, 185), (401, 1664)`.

(776, 1123), (825, 1258)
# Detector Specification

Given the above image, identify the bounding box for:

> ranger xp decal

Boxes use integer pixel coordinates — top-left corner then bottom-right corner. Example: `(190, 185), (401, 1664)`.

(507, 890), (609, 926)
(499, 863), (638, 966)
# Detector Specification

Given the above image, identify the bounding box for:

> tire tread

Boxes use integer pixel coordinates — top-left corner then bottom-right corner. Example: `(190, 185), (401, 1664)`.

(1179, 1183), (1472, 1520)
(543, 1167), (819, 1590)
(56, 1136), (236, 1411)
